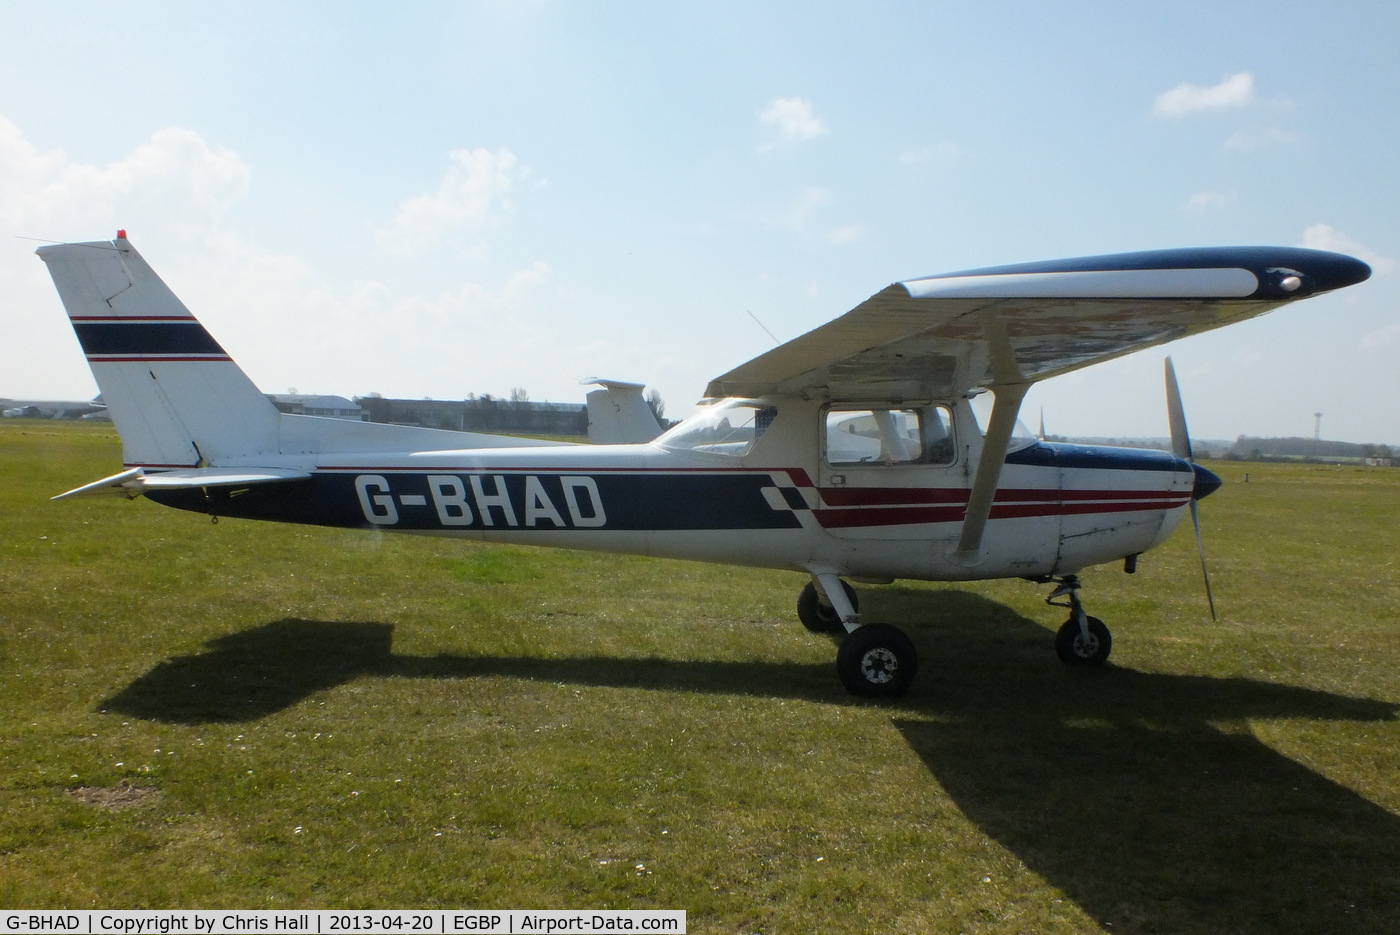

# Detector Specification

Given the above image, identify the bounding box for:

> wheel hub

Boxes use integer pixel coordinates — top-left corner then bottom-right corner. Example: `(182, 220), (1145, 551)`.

(860, 648), (899, 684)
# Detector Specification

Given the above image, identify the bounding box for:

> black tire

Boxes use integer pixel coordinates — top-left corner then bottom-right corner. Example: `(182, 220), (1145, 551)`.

(837, 624), (917, 697)
(797, 580), (858, 634)
(1055, 615), (1112, 666)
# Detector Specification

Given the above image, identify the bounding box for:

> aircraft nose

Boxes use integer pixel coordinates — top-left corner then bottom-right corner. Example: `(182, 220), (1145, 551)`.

(1192, 463), (1222, 501)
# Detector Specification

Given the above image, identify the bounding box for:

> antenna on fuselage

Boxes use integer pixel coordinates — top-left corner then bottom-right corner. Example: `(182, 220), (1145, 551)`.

(746, 309), (781, 346)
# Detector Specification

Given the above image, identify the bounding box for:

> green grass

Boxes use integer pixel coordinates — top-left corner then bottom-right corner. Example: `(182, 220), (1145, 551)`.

(2, 422), (1398, 932)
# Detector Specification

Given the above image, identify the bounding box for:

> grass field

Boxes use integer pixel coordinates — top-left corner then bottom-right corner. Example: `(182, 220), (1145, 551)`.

(2, 421), (1398, 932)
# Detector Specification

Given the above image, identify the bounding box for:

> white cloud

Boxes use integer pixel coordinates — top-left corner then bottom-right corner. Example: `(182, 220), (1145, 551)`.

(1300, 223), (1395, 275)
(1184, 190), (1234, 213)
(0, 115), (567, 405)
(1153, 72), (1256, 117)
(1, 116), (257, 398)
(759, 97), (828, 144)
(0, 115), (250, 238)
(376, 147), (530, 253)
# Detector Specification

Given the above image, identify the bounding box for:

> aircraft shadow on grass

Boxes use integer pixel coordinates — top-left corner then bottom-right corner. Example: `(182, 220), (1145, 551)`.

(101, 590), (1400, 933)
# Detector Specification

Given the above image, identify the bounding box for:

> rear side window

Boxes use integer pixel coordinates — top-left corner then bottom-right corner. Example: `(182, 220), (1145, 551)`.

(825, 406), (955, 466)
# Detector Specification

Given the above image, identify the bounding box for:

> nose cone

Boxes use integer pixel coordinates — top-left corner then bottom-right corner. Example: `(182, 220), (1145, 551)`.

(1316, 253), (1372, 289)
(1192, 463), (1223, 501)
(1312, 252), (1373, 292)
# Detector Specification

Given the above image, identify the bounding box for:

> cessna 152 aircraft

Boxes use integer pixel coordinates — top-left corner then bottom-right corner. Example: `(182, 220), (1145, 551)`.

(38, 233), (1371, 697)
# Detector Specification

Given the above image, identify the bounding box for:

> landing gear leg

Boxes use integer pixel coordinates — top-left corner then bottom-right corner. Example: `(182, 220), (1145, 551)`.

(797, 577), (858, 633)
(805, 572), (861, 634)
(1046, 575), (1112, 666)
(804, 571), (918, 697)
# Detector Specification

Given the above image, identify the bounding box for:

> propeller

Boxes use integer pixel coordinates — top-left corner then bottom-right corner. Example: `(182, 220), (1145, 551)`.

(1165, 357), (1219, 620)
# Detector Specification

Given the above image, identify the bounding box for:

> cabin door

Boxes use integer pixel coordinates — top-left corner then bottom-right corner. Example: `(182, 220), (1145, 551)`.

(815, 404), (967, 540)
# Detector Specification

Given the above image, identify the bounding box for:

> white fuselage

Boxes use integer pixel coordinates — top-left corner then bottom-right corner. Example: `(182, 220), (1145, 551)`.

(160, 396), (1195, 583)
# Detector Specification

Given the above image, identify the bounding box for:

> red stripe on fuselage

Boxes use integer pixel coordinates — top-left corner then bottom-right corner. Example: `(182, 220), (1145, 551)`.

(813, 495), (1191, 529)
(816, 485), (1185, 507)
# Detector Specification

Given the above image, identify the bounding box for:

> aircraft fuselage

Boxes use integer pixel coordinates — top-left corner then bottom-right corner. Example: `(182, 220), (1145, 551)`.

(147, 396), (1197, 583)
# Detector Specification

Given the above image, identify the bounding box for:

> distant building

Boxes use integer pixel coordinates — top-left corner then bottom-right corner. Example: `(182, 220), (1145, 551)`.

(267, 394), (364, 420)
(0, 397), (106, 419)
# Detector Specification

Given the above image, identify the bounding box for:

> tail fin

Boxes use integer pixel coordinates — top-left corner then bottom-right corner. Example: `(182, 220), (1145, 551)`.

(584, 379), (663, 444)
(37, 233), (279, 467)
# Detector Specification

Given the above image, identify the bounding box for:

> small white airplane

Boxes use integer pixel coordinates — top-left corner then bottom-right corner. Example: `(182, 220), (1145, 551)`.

(38, 232), (1371, 697)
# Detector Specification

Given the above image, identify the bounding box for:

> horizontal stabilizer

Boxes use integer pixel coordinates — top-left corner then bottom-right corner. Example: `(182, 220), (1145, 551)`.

(54, 466), (311, 501)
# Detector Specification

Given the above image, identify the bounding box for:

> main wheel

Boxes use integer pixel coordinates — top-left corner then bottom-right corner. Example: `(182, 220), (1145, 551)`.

(1055, 615), (1112, 666)
(797, 580), (858, 634)
(837, 624), (917, 697)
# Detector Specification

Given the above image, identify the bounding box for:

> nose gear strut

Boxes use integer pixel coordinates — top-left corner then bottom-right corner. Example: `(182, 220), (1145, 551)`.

(1044, 574), (1112, 666)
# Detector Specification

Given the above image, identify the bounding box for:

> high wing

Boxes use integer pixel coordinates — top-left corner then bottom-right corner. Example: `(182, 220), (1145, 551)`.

(706, 247), (1372, 401)
(706, 245), (1371, 559)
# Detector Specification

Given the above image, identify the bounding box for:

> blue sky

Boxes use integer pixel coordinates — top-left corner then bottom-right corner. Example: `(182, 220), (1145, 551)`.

(3, 1), (1396, 442)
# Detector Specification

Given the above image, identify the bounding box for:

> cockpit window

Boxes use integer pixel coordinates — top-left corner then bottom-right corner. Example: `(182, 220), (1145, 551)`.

(967, 392), (1040, 454)
(656, 400), (778, 457)
(825, 405), (956, 466)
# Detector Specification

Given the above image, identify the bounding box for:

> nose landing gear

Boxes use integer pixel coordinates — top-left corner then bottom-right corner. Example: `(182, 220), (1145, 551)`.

(1046, 575), (1112, 666)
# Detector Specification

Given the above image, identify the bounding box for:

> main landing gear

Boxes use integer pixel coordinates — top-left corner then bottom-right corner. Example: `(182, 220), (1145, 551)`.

(1045, 574), (1112, 666)
(801, 573), (1113, 697)
(801, 574), (917, 698)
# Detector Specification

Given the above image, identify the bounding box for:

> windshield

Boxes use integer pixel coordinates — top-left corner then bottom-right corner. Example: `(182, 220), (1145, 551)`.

(968, 392), (1040, 453)
(656, 400), (777, 457)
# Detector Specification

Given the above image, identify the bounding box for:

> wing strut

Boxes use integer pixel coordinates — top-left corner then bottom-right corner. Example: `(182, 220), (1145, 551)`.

(956, 383), (1029, 559)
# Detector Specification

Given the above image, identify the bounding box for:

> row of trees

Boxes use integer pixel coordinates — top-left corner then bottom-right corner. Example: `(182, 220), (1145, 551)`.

(354, 388), (671, 435)
(1222, 436), (1394, 465)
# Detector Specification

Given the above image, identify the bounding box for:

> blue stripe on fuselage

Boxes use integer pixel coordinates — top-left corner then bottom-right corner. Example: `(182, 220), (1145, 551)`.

(1005, 441), (1190, 473)
(142, 470), (807, 532)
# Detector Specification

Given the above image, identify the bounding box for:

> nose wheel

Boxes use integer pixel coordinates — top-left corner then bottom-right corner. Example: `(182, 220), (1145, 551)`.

(1046, 575), (1112, 666)
(1055, 614), (1111, 665)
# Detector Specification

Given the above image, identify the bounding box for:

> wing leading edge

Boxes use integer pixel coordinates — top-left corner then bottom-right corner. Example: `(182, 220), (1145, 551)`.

(706, 246), (1372, 401)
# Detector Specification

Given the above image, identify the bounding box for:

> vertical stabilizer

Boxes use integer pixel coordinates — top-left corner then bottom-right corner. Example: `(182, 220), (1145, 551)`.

(37, 234), (280, 467)
(585, 379), (663, 444)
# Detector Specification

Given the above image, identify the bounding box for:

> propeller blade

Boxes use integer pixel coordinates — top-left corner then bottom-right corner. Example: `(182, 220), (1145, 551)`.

(1167, 356), (1216, 620)
(1164, 357), (1192, 461)
(1190, 500), (1217, 621)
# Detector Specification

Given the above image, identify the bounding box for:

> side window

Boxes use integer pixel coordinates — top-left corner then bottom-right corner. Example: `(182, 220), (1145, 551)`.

(825, 406), (956, 466)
